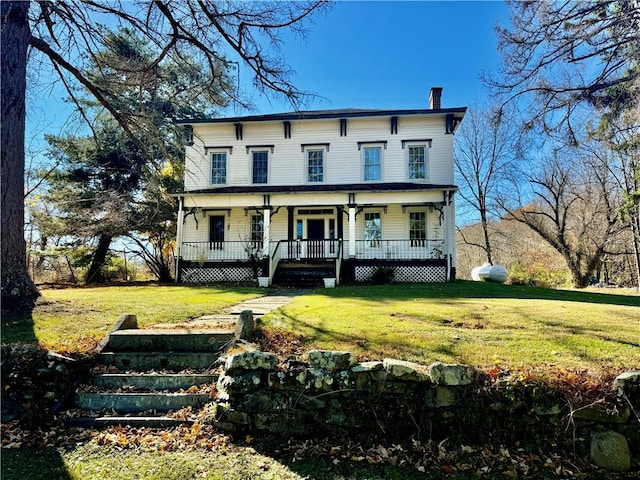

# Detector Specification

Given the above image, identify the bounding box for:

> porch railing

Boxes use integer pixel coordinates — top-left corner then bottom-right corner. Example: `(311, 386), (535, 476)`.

(182, 239), (445, 262)
(355, 239), (445, 260)
(182, 241), (263, 262)
(269, 240), (282, 279)
(278, 239), (342, 260)
(335, 241), (343, 284)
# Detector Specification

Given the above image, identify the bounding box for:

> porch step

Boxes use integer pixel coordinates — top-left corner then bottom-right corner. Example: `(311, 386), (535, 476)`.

(106, 328), (234, 352)
(273, 261), (335, 287)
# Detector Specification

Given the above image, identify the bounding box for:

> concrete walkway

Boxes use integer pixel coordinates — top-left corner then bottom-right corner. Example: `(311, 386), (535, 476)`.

(226, 290), (308, 317)
(151, 291), (307, 329)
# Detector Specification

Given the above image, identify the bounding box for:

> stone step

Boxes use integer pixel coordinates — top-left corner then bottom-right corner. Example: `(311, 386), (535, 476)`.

(74, 392), (211, 413)
(105, 329), (234, 352)
(97, 351), (220, 371)
(66, 416), (195, 428)
(92, 373), (217, 391)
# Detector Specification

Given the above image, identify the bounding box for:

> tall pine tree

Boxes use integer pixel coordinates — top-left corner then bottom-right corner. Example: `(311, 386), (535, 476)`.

(36, 29), (228, 283)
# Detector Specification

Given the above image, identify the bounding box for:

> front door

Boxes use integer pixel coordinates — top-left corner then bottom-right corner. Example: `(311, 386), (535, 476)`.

(209, 215), (225, 250)
(307, 219), (324, 258)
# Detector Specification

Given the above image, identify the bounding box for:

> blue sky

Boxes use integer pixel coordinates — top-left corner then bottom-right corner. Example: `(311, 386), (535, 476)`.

(26, 1), (511, 152)
(234, 1), (510, 115)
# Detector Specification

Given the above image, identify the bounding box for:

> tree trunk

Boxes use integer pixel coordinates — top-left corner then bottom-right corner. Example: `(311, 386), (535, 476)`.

(564, 252), (592, 288)
(1, 1), (39, 311)
(480, 204), (493, 265)
(630, 212), (640, 291)
(85, 235), (112, 284)
(156, 263), (173, 283)
(570, 270), (590, 288)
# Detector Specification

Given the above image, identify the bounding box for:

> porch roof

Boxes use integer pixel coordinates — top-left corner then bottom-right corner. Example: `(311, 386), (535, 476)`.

(174, 182), (458, 196)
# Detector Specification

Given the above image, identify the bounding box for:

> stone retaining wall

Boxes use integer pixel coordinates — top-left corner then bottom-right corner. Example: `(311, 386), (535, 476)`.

(210, 349), (639, 473)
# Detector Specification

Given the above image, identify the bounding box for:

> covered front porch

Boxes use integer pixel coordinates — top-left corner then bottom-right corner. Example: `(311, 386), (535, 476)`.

(175, 187), (456, 286)
(177, 239), (450, 286)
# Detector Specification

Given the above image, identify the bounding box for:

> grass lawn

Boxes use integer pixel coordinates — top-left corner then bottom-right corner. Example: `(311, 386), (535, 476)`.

(2, 281), (638, 370)
(260, 281), (640, 371)
(0, 285), (263, 353)
(1, 444), (439, 480)
(2, 282), (639, 479)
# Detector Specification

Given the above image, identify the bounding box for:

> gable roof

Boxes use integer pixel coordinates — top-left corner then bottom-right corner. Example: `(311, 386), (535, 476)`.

(175, 107), (467, 125)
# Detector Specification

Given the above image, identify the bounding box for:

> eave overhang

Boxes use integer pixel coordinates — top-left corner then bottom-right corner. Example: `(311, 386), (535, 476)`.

(175, 107), (467, 125)
(172, 182), (458, 197)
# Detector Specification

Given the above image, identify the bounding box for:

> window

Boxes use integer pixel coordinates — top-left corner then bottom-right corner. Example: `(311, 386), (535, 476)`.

(307, 149), (324, 183)
(363, 146), (382, 181)
(251, 214), (264, 249)
(183, 125), (194, 146)
(211, 152), (227, 184)
(364, 212), (381, 247)
(252, 150), (268, 184)
(296, 219), (303, 239)
(209, 215), (225, 249)
(409, 212), (427, 247)
(251, 214), (264, 242)
(408, 145), (427, 180)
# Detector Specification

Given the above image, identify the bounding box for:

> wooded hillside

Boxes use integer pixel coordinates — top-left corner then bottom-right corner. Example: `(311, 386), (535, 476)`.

(457, 220), (637, 288)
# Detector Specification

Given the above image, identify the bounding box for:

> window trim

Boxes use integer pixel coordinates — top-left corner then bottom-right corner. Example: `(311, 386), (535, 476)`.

(250, 148), (270, 184)
(363, 211), (382, 248)
(408, 210), (428, 247)
(361, 144), (384, 182)
(250, 213), (264, 250)
(304, 145), (327, 184)
(405, 142), (429, 181)
(208, 214), (226, 250)
(209, 149), (228, 185)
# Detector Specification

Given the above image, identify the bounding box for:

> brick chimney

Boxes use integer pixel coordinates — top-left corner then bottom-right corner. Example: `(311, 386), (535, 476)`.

(429, 87), (443, 109)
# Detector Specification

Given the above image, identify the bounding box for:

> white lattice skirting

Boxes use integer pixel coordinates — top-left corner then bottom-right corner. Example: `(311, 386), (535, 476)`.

(181, 267), (256, 284)
(355, 265), (447, 283)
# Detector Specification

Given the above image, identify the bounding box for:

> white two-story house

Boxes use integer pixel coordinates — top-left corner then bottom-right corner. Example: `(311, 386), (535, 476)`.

(174, 88), (465, 287)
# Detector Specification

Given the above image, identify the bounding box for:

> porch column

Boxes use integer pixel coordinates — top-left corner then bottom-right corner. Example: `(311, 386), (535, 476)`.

(287, 206), (295, 241)
(262, 206), (272, 257)
(348, 203), (356, 258)
(443, 190), (453, 281)
(447, 191), (456, 280)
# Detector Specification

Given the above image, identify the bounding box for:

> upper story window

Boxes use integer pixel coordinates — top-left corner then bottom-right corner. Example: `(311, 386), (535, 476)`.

(408, 145), (427, 180)
(307, 149), (324, 183)
(363, 146), (382, 181)
(252, 150), (269, 184)
(364, 212), (381, 247)
(211, 152), (227, 185)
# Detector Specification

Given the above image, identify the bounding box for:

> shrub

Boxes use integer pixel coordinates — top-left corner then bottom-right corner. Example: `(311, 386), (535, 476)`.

(508, 261), (571, 288)
(371, 265), (395, 285)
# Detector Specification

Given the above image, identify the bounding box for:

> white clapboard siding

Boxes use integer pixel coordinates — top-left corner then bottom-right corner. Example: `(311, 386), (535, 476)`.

(184, 114), (456, 191)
